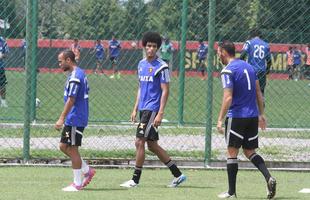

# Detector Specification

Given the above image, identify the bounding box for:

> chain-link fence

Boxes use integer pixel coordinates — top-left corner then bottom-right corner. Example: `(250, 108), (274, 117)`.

(0, 0), (310, 164)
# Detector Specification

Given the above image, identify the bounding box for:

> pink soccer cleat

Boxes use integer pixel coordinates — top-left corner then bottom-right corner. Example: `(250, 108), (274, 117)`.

(82, 167), (96, 187)
(62, 183), (83, 192)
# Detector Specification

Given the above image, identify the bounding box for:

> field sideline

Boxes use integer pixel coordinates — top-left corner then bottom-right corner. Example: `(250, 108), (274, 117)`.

(1, 167), (310, 200)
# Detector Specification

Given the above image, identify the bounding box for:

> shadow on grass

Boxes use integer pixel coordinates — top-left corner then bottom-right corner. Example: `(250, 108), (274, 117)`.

(244, 196), (301, 200)
(83, 188), (126, 191)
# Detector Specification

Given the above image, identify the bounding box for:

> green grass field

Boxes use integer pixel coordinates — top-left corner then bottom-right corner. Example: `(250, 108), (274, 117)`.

(1, 167), (310, 200)
(1, 71), (310, 127)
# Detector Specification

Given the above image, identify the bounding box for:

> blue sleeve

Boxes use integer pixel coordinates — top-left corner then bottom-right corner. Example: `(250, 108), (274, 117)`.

(67, 81), (80, 97)
(160, 68), (170, 84)
(242, 41), (251, 54)
(221, 68), (233, 89)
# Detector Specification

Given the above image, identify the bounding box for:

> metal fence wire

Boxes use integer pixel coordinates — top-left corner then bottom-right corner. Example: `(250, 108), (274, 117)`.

(0, 0), (310, 164)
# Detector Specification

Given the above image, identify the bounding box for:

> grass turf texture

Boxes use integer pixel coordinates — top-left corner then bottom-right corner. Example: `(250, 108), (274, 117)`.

(1, 167), (310, 200)
(0, 71), (310, 127)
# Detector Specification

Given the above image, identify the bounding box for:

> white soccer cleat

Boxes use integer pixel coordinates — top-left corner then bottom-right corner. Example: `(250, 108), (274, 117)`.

(167, 174), (187, 188)
(62, 183), (83, 192)
(299, 188), (310, 193)
(217, 191), (236, 199)
(120, 180), (138, 188)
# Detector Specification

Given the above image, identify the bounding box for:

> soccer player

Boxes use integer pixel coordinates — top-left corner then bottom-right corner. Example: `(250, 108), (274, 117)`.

(93, 39), (105, 74)
(0, 36), (9, 108)
(292, 46), (302, 81)
(21, 38), (26, 69)
(120, 31), (186, 188)
(216, 41), (276, 199)
(240, 29), (271, 96)
(55, 50), (95, 192)
(70, 39), (81, 64)
(286, 46), (294, 80)
(196, 38), (208, 80)
(159, 36), (174, 72)
(108, 34), (121, 79)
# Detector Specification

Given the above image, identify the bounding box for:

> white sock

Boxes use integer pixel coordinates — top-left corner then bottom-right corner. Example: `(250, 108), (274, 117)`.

(1, 99), (5, 104)
(73, 169), (82, 186)
(81, 159), (90, 174)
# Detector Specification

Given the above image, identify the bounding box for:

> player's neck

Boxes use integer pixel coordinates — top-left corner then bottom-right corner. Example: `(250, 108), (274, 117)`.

(227, 57), (235, 65)
(70, 65), (78, 72)
(146, 56), (156, 62)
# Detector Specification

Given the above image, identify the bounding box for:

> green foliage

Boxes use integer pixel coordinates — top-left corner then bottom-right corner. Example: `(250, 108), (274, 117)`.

(8, 0), (310, 43)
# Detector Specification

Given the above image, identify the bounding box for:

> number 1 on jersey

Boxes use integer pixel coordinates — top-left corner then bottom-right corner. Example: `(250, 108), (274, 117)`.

(244, 69), (251, 90)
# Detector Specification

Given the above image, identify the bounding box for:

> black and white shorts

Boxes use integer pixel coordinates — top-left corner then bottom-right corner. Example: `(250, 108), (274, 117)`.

(136, 110), (159, 141)
(225, 117), (259, 149)
(60, 126), (84, 146)
(110, 56), (118, 65)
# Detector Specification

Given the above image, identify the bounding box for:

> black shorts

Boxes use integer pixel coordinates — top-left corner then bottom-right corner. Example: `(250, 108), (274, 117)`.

(225, 117), (258, 149)
(0, 68), (7, 89)
(110, 57), (118, 64)
(136, 110), (159, 141)
(60, 126), (84, 146)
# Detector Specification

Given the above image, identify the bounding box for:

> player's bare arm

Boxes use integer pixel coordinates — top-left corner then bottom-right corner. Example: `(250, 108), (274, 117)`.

(217, 88), (232, 134)
(55, 96), (75, 130)
(256, 81), (267, 130)
(153, 83), (169, 128)
(239, 50), (247, 60)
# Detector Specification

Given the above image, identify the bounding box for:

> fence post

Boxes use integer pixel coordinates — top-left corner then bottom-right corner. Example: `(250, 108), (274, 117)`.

(30, 0), (38, 122)
(23, 0), (38, 161)
(205, 0), (216, 166)
(178, 0), (188, 126)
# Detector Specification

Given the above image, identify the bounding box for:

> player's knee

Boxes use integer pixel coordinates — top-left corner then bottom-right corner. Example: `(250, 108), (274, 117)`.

(135, 139), (145, 150)
(59, 143), (68, 153)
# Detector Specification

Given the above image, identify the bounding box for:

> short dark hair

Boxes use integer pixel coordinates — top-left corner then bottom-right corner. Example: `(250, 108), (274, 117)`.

(199, 38), (203, 43)
(74, 39), (78, 42)
(219, 40), (235, 56)
(61, 50), (76, 63)
(250, 28), (261, 38)
(142, 31), (162, 48)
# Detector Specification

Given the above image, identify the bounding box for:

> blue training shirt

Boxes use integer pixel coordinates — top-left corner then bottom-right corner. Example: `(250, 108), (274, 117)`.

(242, 37), (271, 73)
(138, 58), (170, 112)
(109, 39), (121, 58)
(95, 43), (104, 59)
(221, 59), (258, 118)
(197, 43), (208, 60)
(64, 67), (89, 127)
(293, 50), (302, 65)
(0, 37), (9, 68)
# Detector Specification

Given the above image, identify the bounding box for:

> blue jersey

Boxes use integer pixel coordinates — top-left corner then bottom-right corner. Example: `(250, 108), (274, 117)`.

(242, 37), (271, 73)
(221, 59), (258, 118)
(64, 67), (89, 127)
(293, 50), (302, 65)
(197, 43), (208, 60)
(109, 40), (121, 58)
(138, 58), (170, 111)
(95, 43), (104, 59)
(0, 37), (9, 68)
